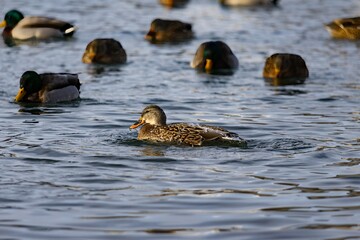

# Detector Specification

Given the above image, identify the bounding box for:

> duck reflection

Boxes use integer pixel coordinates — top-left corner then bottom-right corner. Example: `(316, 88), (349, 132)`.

(139, 146), (165, 157)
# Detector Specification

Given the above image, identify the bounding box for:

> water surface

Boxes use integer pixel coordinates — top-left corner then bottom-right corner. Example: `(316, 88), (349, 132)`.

(0, 0), (359, 239)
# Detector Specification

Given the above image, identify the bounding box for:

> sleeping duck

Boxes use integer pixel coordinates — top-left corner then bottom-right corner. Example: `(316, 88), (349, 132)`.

(14, 71), (81, 103)
(325, 17), (360, 40)
(82, 38), (127, 64)
(219, 0), (278, 7)
(145, 18), (193, 43)
(0, 9), (76, 40)
(130, 105), (246, 146)
(263, 53), (309, 85)
(191, 41), (239, 74)
(159, 0), (190, 8)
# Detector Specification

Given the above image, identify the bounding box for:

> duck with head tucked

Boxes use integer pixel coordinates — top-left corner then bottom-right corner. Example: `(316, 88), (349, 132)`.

(145, 18), (193, 43)
(263, 53), (309, 85)
(191, 41), (239, 75)
(0, 9), (76, 41)
(325, 17), (360, 40)
(219, 0), (278, 7)
(130, 105), (246, 147)
(14, 71), (81, 103)
(159, 0), (190, 8)
(82, 38), (127, 64)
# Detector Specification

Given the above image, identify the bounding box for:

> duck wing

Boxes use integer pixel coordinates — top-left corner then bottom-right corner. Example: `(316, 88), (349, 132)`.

(146, 123), (204, 146)
(150, 123), (240, 146)
(40, 73), (80, 91)
(12, 16), (75, 39)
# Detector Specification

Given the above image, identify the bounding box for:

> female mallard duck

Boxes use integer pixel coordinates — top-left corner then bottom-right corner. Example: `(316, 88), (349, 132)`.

(159, 0), (190, 8)
(82, 38), (127, 64)
(191, 41), (239, 74)
(325, 17), (360, 40)
(130, 105), (245, 146)
(263, 53), (309, 78)
(145, 18), (193, 43)
(14, 71), (81, 103)
(219, 0), (278, 6)
(0, 9), (76, 40)
(263, 53), (309, 85)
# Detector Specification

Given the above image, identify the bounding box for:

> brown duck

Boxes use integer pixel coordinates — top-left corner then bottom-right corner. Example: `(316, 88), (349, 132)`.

(325, 17), (360, 40)
(130, 105), (245, 146)
(263, 53), (309, 78)
(159, 0), (190, 8)
(145, 18), (193, 43)
(82, 38), (127, 64)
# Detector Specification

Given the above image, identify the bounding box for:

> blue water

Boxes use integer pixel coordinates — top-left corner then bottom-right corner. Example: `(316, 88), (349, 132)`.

(0, 0), (359, 239)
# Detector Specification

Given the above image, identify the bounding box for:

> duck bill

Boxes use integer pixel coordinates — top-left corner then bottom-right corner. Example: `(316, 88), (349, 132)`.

(130, 119), (145, 129)
(205, 59), (213, 72)
(15, 88), (26, 102)
(0, 20), (6, 28)
(145, 30), (156, 41)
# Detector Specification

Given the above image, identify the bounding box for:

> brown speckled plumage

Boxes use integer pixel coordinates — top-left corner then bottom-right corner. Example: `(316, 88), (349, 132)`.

(145, 19), (193, 43)
(325, 17), (360, 40)
(130, 105), (245, 146)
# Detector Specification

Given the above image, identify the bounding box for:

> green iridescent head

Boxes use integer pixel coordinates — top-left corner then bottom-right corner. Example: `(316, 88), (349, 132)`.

(2, 10), (24, 29)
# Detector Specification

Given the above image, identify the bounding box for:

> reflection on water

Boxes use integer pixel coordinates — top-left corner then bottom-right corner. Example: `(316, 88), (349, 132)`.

(0, 0), (360, 239)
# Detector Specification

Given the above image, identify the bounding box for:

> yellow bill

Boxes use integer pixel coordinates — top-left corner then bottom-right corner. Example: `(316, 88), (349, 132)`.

(130, 118), (145, 129)
(205, 59), (213, 72)
(15, 88), (26, 102)
(0, 20), (6, 28)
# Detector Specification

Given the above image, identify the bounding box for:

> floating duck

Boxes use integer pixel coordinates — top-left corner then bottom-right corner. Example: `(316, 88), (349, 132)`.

(263, 53), (309, 85)
(219, 0), (278, 7)
(145, 18), (193, 43)
(14, 71), (81, 103)
(0, 9), (76, 40)
(130, 105), (245, 146)
(82, 38), (127, 64)
(325, 17), (360, 40)
(191, 41), (239, 74)
(159, 0), (190, 8)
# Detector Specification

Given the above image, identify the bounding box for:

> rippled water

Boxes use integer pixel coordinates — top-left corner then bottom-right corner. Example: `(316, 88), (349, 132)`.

(1, 0), (359, 239)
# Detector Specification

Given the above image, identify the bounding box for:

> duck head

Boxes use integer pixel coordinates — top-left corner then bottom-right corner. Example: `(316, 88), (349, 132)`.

(0, 10), (24, 29)
(15, 71), (42, 102)
(130, 105), (167, 129)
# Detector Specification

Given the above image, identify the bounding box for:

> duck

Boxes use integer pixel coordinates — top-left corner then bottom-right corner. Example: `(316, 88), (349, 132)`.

(14, 71), (81, 103)
(130, 105), (245, 146)
(325, 17), (360, 40)
(263, 53), (309, 84)
(219, 0), (278, 7)
(159, 0), (190, 8)
(145, 18), (193, 43)
(82, 38), (127, 64)
(191, 41), (239, 74)
(0, 9), (76, 40)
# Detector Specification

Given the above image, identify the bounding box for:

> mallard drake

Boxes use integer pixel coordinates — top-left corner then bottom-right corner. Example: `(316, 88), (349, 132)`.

(130, 105), (245, 146)
(14, 71), (81, 103)
(263, 53), (309, 85)
(145, 18), (193, 43)
(0, 9), (76, 40)
(191, 41), (239, 74)
(159, 0), (190, 8)
(82, 38), (127, 64)
(219, 0), (278, 6)
(325, 17), (360, 40)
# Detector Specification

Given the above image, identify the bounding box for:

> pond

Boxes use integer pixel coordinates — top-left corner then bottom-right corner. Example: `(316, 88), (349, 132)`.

(0, 0), (359, 239)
